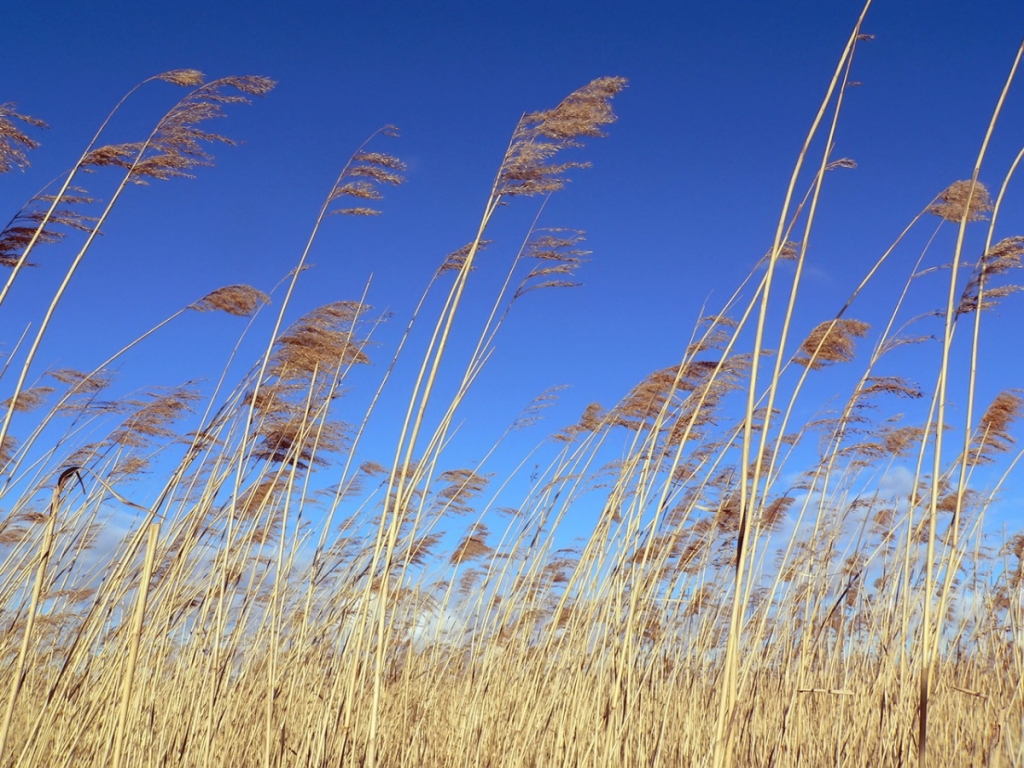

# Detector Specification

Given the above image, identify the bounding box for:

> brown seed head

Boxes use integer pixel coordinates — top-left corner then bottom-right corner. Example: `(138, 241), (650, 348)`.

(980, 391), (1024, 436)
(929, 180), (993, 223)
(434, 469), (491, 514)
(451, 524), (493, 565)
(406, 532), (443, 567)
(970, 391), (1024, 464)
(795, 319), (870, 369)
(127, 75), (275, 185)
(110, 386), (201, 447)
(329, 139), (406, 217)
(760, 496), (794, 532)
(510, 385), (566, 431)
(238, 478), (286, 519)
(860, 376), (923, 401)
(155, 69), (206, 87)
(110, 455), (150, 480)
(436, 240), (491, 276)
(825, 158), (857, 171)
(497, 77), (627, 197)
(957, 236), (1024, 316)
(0, 436), (15, 467)
(761, 240), (801, 264)
(881, 425), (925, 457)
(526, 77), (627, 142)
(515, 229), (590, 300)
(272, 301), (376, 377)
(253, 413), (347, 467)
(191, 284), (269, 316)
(2, 386), (55, 413)
(82, 143), (142, 170)
(359, 460), (389, 477)
(0, 188), (98, 268)
(0, 103), (47, 174)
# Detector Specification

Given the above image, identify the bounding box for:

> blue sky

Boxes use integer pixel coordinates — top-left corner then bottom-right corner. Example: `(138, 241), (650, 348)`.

(4, 1), (1024, 524)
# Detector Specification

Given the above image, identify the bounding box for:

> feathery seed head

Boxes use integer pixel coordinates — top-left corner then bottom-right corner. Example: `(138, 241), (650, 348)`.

(968, 391), (1024, 465)
(860, 376), (923, 401)
(127, 75), (275, 185)
(110, 456), (150, 480)
(433, 469), (491, 514)
(155, 69), (206, 87)
(48, 367), (112, 394)
(526, 77), (627, 142)
(498, 77), (626, 197)
(825, 158), (857, 171)
(957, 236), (1024, 315)
(437, 240), (491, 276)
(0, 436), (17, 465)
(0, 104), (47, 174)
(982, 236), (1024, 273)
(110, 386), (201, 447)
(238, 478), (286, 519)
(329, 136), (406, 217)
(2, 386), (55, 413)
(515, 228), (589, 299)
(82, 143), (142, 170)
(881, 425), (924, 457)
(760, 496), (794, 532)
(980, 391), (1024, 436)
(929, 180), (993, 223)
(359, 460), (389, 477)
(253, 414), (347, 468)
(777, 240), (801, 260)
(246, 382), (304, 417)
(510, 385), (565, 431)
(332, 207), (380, 217)
(579, 402), (606, 430)
(759, 241), (801, 265)
(451, 524), (493, 564)
(406, 533), (443, 567)
(555, 402), (606, 441)
(0, 189), (98, 268)
(271, 301), (377, 377)
(191, 284), (270, 317)
(795, 319), (870, 369)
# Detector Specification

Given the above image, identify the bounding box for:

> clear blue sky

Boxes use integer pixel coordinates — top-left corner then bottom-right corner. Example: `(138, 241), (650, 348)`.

(4, 1), (1024, 510)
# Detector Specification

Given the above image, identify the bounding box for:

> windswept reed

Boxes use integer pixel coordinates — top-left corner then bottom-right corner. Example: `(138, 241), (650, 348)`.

(1, 9), (1023, 768)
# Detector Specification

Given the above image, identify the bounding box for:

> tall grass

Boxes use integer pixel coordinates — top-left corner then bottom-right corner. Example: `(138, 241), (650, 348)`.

(2, 11), (1024, 767)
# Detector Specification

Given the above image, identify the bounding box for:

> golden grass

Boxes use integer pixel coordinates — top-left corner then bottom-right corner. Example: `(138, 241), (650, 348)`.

(1, 9), (1024, 767)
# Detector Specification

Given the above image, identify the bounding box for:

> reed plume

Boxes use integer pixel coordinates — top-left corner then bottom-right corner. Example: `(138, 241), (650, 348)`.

(0, 17), (1022, 768)
(0, 104), (46, 174)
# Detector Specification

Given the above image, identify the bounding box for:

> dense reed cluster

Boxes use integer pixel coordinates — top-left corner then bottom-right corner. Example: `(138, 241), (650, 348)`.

(1, 9), (1023, 768)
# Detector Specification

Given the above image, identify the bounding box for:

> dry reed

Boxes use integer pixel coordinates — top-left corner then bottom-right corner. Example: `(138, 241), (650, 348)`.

(0, 11), (1023, 768)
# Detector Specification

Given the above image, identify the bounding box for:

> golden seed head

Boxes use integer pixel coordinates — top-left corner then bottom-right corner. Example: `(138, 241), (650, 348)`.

(192, 285), (270, 317)
(156, 69), (206, 87)
(795, 319), (870, 369)
(0, 103), (47, 174)
(929, 180), (993, 223)
(497, 77), (627, 198)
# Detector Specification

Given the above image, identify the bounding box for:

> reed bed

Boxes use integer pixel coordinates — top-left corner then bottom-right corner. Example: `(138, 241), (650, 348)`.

(1, 7), (1023, 767)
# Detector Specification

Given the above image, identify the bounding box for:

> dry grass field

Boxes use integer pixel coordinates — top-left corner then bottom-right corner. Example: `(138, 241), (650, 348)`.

(1, 7), (1023, 767)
